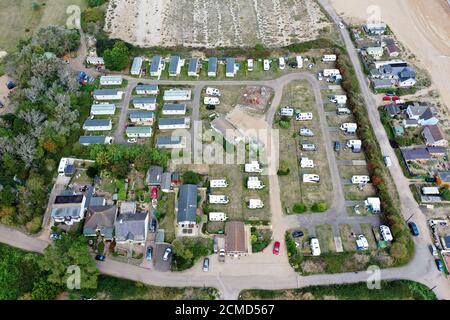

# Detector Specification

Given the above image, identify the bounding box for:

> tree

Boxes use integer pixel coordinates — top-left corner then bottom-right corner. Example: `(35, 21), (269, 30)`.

(182, 171), (201, 185)
(103, 41), (129, 71)
(111, 162), (129, 179)
(440, 188), (450, 201)
(86, 165), (100, 178)
(31, 278), (60, 300)
(293, 203), (307, 213)
(311, 201), (328, 212)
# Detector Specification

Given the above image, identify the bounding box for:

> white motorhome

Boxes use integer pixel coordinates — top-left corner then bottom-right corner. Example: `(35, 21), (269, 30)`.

(337, 107), (351, 115)
(299, 128), (314, 137)
(248, 199), (264, 209)
(209, 195), (229, 204)
(206, 87), (221, 97)
(330, 95), (348, 105)
(340, 123), (358, 134)
(380, 225), (393, 242)
(204, 97), (220, 105)
(296, 56), (303, 68)
(247, 59), (254, 71)
(300, 157), (315, 168)
(280, 107), (294, 117)
(245, 161), (263, 173)
(303, 174), (320, 183)
(322, 54), (337, 62)
(296, 112), (313, 121)
(323, 69), (340, 77)
(351, 175), (370, 184)
(356, 235), (369, 250)
(247, 176), (265, 190)
(301, 144), (317, 151)
(279, 57), (286, 70)
(210, 179), (228, 188)
(209, 212), (227, 222)
(310, 238), (321, 256)
(346, 140), (362, 149)
(263, 59), (270, 71)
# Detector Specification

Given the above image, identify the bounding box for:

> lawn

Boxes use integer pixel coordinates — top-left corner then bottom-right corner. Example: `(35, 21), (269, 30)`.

(339, 224), (356, 252)
(315, 224), (335, 254)
(344, 184), (378, 201)
(158, 192), (176, 243)
(240, 280), (437, 300)
(199, 85), (245, 122)
(360, 223), (378, 250)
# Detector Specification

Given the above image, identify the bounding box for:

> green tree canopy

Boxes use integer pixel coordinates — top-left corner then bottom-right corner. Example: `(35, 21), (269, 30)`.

(103, 41), (130, 71)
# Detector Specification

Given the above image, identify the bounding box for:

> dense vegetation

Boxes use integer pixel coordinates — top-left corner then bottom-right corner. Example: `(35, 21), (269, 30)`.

(171, 237), (213, 271)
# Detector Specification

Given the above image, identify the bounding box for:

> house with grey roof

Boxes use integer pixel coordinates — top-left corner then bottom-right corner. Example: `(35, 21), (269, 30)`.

(162, 103), (187, 115)
(406, 103), (439, 126)
(130, 57), (143, 76)
(372, 79), (394, 90)
(208, 57), (218, 77)
(422, 125), (448, 147)
(188, 58), (200, 76)
(135, 84), (159, 95)
(78, 136), (113, 145)
(385, 104), (400, 118)
(115, 212), (149, 244)
(132, 97), (157, 110)
(386, 44), (399, 57)
(226, 58), (237, 77)
(363, 22), (387, 35)
(51, 193), (87, 225)
(146, 166), (164, 186)
(83, 205), (117, 240)
(401, 147), (431, 162)
(169, 56), (182, 77)
(156, 136), (186, 149)
(150, 55), (163, 77)
(83, 119), (112, 131)
(177, 184), (198, 228)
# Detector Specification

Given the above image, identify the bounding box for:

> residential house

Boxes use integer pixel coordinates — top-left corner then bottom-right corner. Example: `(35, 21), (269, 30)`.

(100, 76), (123, 86)
(436, 172), (450, 187)
(150, 55), (163, 77)
(401, 147), (432, 162)
(115, 211), (149, 244)
(130, 57), (143, 76)
(406, 103), (439, 126)
(132, 97), (157, 110)
(422, 125), (448, 147)
(372, 79), (394, 90)
(176, 184), (198, 231)
(135, 84), (159, 95)
(188, 58), (200, 76)
(93, 89), (124, 101)
(402, 119), (419, 129)
(126, 126), (152, 138)
(90, 104), (116, 115)
(398, 68), (417, 87)
(162, 103), (187, 115)
(161, 172), (173, 193)
(386, 44), (399, 57)
(146, 166), (164, 186)
(158, 117), (190, 130)
(156, 136), (187, 149)
(208, 57), (218, 77)
(129, 111), (155, 124)
(163, 89), (192, 101)
(226, 58), (237, 77)
(385, 104), (401, 118)
(78, 136), (113, 145)
(83, 205), (117, 240)
(51, 193), (87, 225)
(83, 119), (112, 131)
(370, 61), (416, 87)
(225, 221), (248, 256)
(169, 56), (182, 76)
(366, 46), (384, 58)
(363, 22), (387, 35)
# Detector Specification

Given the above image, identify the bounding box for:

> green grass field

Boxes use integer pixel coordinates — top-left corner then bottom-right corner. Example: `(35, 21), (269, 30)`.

(0, 0), (87, 52)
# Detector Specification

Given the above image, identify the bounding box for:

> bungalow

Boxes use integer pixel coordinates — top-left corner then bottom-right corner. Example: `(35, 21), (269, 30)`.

(126, 126), (152, 138)
(225, 221), (248, 256)
(169, 56), (182, 76)
(163, 89), (192, 101)
(422, 125), (448, 147)
(208, 57), (218, 77)
(78, 136), (113, 145)
(188, 58), (200, 76)
(161, 172), (173, 193)
(93, 89), (124, 101)
(130, 57), (143, 76)
(115, 211), (149, 244)
(132, 97), (157, 110)
(366, 46), (384, 58)
(162, 103), (187, 115)
(436, 172), (450, 187)
(158, 117), (190, 130)
(83, 119), (112, 131)
(385, 104), (401, 118)
(51, 193), (86, 225)
(176, 184), (198, 230)
(129, 111), (155, 124)
(146, 166), (164, 186)
(83, 205), (117, 240)
(86, 56), (104, 65)
(135, 84), (159, 95)
(156, 136), (187, 149)
(363, 22), (387, 35)
(100, 75), (123, 86)
(90, 104), (116, 115)
(401, 147), (431, 162)
(226, 58), (237, 77)
(372, 79), (394, 90)
(406, 104), (439, 126)
(398, 68), (417, 87)
(150, 55), (163, 77)
(386, 44), (399, 57)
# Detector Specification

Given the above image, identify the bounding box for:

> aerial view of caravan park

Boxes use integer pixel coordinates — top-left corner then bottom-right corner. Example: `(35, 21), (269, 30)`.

(0, 0), (449, 312)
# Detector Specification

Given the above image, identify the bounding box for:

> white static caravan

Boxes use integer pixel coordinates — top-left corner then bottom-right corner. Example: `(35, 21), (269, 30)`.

(248, 199), (264, 209)
(210, 179), (229, 188)
(323, 69), (341, 77)
(322, 54), (337, 62)
(158, 117), (190, 130)
(126, 126), (153, 138)
(330, 95), (348, 105)
(135, 84), (159, 95)
(204, 97), (220, 105)
(351, 175), (370, 184)
(100, 76), (123, 86)
(296, 112), (313, 121)
(162, 104), (187, 116)
(300, 157), (315, 168)
(163, 89), (192, 101)
(83, 119), (112, 131)
(303, 174), (320, 183)
(90, 104), (116, 115)
(129, 111), (155, 125)
(247, 177), (264, 190)
(296, 56), (303, 68)
(245, 161), (263, 173)
(93, 89), (124, 101)
(209, 195), (230, 204)
(280, 107), (294, 117)
(209, 212), (228, 222)
(130, 57), (143, 76)
(132, 97), (157, 110)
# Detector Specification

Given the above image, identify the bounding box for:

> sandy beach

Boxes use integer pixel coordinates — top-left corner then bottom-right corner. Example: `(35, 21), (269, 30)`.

(330, 0), (450, 110)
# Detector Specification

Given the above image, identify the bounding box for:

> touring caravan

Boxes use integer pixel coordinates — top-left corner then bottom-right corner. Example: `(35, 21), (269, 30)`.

(330, 95), (348, 105)
(210, 179), (228, 188)
(263, 59), (270, 71)
(280, 107), (294, 117)
(322, 54), (337, 62)
(209, 195), (230, 204)
(323, 69), (340, 77)
(248, 199), (264, 209)
(300, 157), (315, 168)
(204, 97), (220, 105)
(247, 177), (265, 190)
(310, 238), (321, 256)
(351, 175), (370, 184)
(296, 112), (313, 121)
(296, 56), (303, 68)
(303, 174), (320, 183)
(279, 57), (286, 70)
(245, 161), (263, 173)
(340, 123), (358, 134)
(301, 144), (317, 151)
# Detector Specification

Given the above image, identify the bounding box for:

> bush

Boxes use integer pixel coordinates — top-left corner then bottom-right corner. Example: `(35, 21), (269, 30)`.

(103, 41), (130, 71)
(87, 0), (106, 7)
(311, 201), (328, 212)
(277, 160), (290, 175)
(182, 171), (201, 185)
(440, 188), (450, 201)
(293, 203), (307, 213)
(81, 7), (105, 32)
(279, 120), (290, 129)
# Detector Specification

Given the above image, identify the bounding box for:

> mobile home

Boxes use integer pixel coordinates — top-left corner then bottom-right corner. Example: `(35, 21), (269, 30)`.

(93, 89), (124, 101)
(155, 136), (186, 149)
(132, 97), (157, 110)
(126, 126), (152, 138)
(78, 136), (113, 146)
(226, 58), (237, 77)
(100, 76), (123, 86)
(158, 117), (190, 130)
(208, 57), (218, 77)
(83, 119), (112, 131)
(135, 84), (159, 95)
(169, 56), (182, 77)
(163, 89), (192, 101)
(90, 104), (116, 115)
(150, 55), (163, 77)
(162, 103), (187, 116)
(130, 57), (143, 76)
(129, 111), (155, 124)
(188, 58), (200, 76)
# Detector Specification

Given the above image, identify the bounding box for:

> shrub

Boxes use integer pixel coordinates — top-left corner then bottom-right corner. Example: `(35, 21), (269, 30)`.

(311, 201), (328, 212)
(279, 120), (290, 129)
(182, 171), (201, 185)
(277, 160), (290, 175)
(293, 203), (307, 213)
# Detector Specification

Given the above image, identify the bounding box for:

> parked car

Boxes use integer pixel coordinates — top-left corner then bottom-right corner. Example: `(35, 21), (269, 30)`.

(163, 247), (172, 261)
(292, 230), (304, 238)
(150, 218), (157, 232)
(273, 241), (281, 255)
(206, 104), (216, 110)
(430, 244), (438, 257)
(384, 156), (392, 167)
(334, 141), (341, 152)
(203, 258), (210, 272)
(425, 177), (437, 183)
(382, 96), (392, 101)
(213, 236), (219, 253)
(127, 138), (137, 144)
(95, 255), (106, 261)
(385, 91), (396, 96)
(436, 259), (444, 272)
(146, 247), (153, 261)
(338, 21), (345, 29)
(408, 222), (420, 236)
(50, 233), (62, 241)
(219, 249), (226, 263)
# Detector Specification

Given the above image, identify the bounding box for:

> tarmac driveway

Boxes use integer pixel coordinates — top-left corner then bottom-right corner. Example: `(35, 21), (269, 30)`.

(153, 243), (172, 272)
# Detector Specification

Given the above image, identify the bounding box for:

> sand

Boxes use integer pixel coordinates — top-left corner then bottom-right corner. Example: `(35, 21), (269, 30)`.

(330, 0), (450, 110)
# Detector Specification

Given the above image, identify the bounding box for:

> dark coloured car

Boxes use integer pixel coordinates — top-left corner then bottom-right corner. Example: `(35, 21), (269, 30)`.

(146, 247), (153, 261)
(292, 230), (304, 238)
(334, 141), (341, 152)
(206, 104), (216, 110)
(203, 258), (210, 272)
(425, 177), (437, 183)
(150, 218), (157, 233)
(95, 255), (106, 261)
(436, 259), (444, 272)
(385, 91), (397, 96)
(408, 222), (420, 236)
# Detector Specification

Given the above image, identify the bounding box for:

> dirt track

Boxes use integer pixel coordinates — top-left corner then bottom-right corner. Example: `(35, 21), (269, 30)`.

(330, 0), (450, 110)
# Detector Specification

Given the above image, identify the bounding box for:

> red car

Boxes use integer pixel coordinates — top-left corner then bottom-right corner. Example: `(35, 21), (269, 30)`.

(273, 241), (281, 255)
(382, 96), (392, 101)
(392, 96), (400, 101)
(151, 187), (158, 200)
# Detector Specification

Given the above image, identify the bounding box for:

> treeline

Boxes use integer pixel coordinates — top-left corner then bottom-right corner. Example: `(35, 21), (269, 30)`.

(336, 52), (413, 264)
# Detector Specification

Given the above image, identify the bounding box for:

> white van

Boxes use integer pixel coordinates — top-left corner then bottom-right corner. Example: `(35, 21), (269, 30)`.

(209, 195), (229, 204)
(300, 157), (315, 168)
(279, 57), (286, 70)
(210, 179), (228, 188)
(301, 144), (317, 151)
(303, 174), (320, 183)
(296, 112), (313, 121)
(248, 199), (264, 209)
(351, 175), (370, 184)
(337, 107), (351, 115)
(384, 156), (392, 167)
(247, 59), (254, 72)
(206, 87), (221, 97)
(263, 59), (270, 71)
(380, 225), (393, 242)
(310, 238), (321, 256)
(296, 56), (303, 68)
